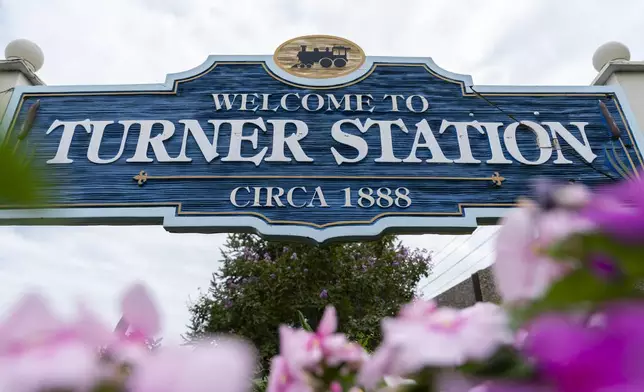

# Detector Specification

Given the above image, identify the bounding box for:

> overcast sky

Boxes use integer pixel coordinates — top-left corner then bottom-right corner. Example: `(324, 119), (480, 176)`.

(1, 0), (642, 341)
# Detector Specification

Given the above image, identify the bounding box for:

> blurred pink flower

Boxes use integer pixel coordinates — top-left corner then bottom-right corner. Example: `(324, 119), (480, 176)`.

(398, 299), (437, 320)
(266, 356), (312, 392)
(494, 202), (593, 303)
(0, 293), (113, 391)
(471, 381), (554, 392)
(119, 283), (161, 342)
(359, 302), (512, 388)
(109, 283), (162, 364)
(523, 302), (644, 392)
(279, 326), (323, 373)
(127, 337), (256, 392)
(582, 173), (644, 243)
(0, 342), (107, 392)
(275, 306), (367, 389)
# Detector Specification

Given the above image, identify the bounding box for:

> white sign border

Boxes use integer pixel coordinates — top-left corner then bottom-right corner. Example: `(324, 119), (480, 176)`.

(1, 55), (642, 243)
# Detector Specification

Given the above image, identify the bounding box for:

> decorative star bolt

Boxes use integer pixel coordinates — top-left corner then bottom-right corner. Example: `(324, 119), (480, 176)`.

(491, 172), (505, 187)
(133, 170), (148, 186)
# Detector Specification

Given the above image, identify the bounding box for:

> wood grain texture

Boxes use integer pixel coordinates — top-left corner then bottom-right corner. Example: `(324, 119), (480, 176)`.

(273, 35), (365, 79)
(5, 62), (641, 228)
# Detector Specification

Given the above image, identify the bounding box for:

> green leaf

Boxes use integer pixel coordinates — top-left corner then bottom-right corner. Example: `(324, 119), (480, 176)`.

(297, 310), (314, 332)
(0, 141), (48, 205)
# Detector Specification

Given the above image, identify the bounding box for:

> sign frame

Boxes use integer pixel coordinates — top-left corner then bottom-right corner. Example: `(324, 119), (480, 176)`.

(1, 39), (642, 243)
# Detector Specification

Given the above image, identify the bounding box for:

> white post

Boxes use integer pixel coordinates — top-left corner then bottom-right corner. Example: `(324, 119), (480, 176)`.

(0, 39), (45, 128)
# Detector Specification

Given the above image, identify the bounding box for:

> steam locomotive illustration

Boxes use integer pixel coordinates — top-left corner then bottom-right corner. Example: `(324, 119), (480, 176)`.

(292, 45), (351, 69)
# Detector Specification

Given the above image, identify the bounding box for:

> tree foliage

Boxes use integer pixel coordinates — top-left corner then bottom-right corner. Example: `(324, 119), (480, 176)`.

(187, 233), (432, 373)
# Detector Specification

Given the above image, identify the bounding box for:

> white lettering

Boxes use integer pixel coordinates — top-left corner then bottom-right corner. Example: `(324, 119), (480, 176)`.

(330, 119), (369, 165)
(87, 121), (128, 164)
(287, 187), (307, 208)
(230, 187), (251, 207)
(503, 121), (553, 165)
(307, 186), (329, 207)
(383, 94), (404, 112)
(357, 94), (375, 112)
(260, 94), (278, 112)
(266, 187), (285, 207)
(265, 119), (313, 162)
(439, 120), (484, 164)
(543, 122), (597, 164)
(211, 94), (238, 111)
(239, 94), (260, 111)
(302, 94), (325, 112)
(46, 119), (91, 164)
(478, 122), (512, 164)
(405, 95), (430, 113)
(221, 118), (268, 166)
(176, 120), (221, 163)
(126, 120), (179, 163)
(326, 94), (352, 111)
(364, 119), (409, 163)
(280, 93), (300, 111)
(403, 120), (452, 163)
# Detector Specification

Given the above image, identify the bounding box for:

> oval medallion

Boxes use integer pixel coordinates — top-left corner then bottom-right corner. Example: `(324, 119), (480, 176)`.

(273, 35), (366, 79)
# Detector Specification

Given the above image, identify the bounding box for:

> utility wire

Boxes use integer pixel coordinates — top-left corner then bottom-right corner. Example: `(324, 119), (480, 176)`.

(469, 87), (520, 123)
(428, 247), (495, 298)
(431, 236), (459, 259)
(430, 234), (477, 268)
(432, 233), (474, 266)
(469, 86), (618, 181)
(418, 229), (498, 293)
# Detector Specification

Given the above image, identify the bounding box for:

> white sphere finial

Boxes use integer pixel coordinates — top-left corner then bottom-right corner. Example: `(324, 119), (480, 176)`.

(5, 39), (45, 72)
(593, 41), (630, 71)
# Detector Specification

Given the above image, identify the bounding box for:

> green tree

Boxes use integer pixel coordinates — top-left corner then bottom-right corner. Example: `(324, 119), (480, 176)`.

(187, 233), (432, 374)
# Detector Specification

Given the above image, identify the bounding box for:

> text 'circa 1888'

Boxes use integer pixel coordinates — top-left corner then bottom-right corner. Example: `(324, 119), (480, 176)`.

(1, 35), (642, 242)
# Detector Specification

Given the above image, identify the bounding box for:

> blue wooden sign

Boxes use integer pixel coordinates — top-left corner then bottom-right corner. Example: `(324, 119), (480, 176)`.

(1, 35), (643, 243)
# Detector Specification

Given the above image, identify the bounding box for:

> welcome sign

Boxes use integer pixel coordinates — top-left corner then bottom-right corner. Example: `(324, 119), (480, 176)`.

(1, 35), (642, 243)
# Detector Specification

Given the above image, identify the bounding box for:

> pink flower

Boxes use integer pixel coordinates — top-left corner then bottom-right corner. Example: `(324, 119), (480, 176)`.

(0, 342), (107, 392)
(471, 381), (554, 392)
(0, 293), (113, 391)
(582, 172), (644, 243)
(358, 302), (512, 388)
(274, 306), (367, 389)
(494, 201), (593, 303)
(523, 302), (644, 392)
(127, 337), (256, 392)
(266, 356), (312, 392)
(110, 283), (162, 363)
(119, 283), (161, 342)
(279, 326), (323, 373)
(398, 299), (437, 320)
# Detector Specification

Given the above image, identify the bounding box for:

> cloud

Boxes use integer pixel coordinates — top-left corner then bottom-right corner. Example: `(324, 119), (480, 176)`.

(0, 0), (643, 337)
(0, 226), (225, 342)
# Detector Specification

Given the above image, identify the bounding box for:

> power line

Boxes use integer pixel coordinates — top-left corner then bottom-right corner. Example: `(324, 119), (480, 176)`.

(427, 247), (495, 298)
(469, 86), (618, 181)
(431, 233), (478, 267)
(421, 233), (497, 297)
(468, 87), (520, 123)
(430, 235), (461, 261)
(418, 229), (498, 293)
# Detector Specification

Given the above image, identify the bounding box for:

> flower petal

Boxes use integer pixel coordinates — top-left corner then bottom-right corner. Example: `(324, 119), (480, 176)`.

(121, 283), (161, 338)
(317, 306), (337, 336)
